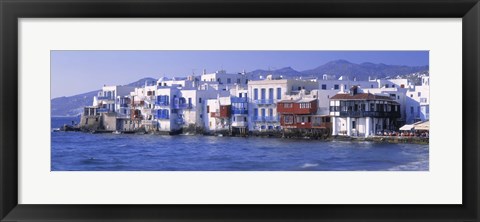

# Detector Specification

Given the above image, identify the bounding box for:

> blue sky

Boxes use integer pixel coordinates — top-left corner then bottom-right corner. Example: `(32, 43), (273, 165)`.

(51, 50), (428, 98)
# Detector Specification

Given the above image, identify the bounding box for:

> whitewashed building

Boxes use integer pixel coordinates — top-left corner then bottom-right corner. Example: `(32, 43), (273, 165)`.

(329, 86), (401, 137)
(405, 76), (430, 123)
(247, 75), (318, 131)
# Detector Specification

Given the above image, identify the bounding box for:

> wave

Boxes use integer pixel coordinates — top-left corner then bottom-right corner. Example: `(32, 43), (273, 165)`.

(301, 163), (319, 168)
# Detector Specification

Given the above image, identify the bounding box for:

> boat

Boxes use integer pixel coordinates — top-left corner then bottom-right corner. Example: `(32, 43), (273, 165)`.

(112, 131), (122, 135)
(52, 128), (60, 132)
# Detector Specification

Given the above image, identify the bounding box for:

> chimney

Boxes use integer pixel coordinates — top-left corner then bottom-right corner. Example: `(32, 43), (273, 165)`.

(203, 69), (206, 75)
(340, 84), (345, 93)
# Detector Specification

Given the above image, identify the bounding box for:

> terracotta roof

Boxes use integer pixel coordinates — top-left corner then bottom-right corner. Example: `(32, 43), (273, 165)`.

(330, 93), (393, 101)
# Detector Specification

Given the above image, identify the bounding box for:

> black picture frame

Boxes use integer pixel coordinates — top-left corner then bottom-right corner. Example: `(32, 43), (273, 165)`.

(1, 0), (479, 221)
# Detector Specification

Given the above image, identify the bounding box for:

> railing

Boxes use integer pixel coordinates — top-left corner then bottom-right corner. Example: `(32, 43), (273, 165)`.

(97, 108), (109, 113)
(231, 109), (248, 115)
(141, 120), (157, 125)
(172, 103), (193, 109)
(231, 121), (247, 127)
(156, 115), (170, 120)
(97, 96), (113, 100)
(253, 99), (274, 105)
(155, 101), (170, 106)
(339, 111), (401, 118)
(252, 116), (279, 122)
(231, 97), (247, 103)
(119, 104), (129, 108)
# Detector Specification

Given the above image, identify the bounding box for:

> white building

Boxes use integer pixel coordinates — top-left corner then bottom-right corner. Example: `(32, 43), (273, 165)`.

(200, 69), (248, 85)
(247, 75), (318, 131)
(93, 85), (136, 113)
(329, 86), (401, 137)
(205, 96), (232, 132)
(405, 76), (430, 123)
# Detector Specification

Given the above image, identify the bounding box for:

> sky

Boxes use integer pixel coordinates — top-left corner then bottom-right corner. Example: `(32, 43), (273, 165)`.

(51, 50), (429, 99)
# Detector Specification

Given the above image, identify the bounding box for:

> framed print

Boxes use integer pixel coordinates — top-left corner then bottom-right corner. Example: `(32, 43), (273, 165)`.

(1, 0), (479, 221)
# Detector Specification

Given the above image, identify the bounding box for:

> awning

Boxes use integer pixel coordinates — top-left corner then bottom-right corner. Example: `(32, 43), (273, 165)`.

(414, 121), (429, 131)
(399, 124), (414, 131)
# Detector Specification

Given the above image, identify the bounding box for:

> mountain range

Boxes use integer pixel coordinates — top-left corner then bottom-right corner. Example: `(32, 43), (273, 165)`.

(51, 60), (428, 116)
(247, 59), (428, 80)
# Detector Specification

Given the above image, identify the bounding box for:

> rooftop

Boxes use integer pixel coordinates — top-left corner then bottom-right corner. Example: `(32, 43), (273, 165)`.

(330, 93), (394, 101)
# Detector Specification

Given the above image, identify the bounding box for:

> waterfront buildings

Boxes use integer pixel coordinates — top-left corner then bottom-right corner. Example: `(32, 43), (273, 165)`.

(79, 70), (429, 137)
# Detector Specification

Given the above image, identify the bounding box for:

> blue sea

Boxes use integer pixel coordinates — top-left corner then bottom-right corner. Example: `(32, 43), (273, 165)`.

(51, 117), (429, 171)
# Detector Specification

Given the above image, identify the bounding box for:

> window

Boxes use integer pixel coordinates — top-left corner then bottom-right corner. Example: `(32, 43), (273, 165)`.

(269, 88), (274, 100)
(253, 108), (258, 117)
(269, 108), (273, 117)
(261, 88), (266, 100)
(239, 93), (242, 98)
(334, 84), (339, 90)
(227, 78), (231, 84)
(277, 88), (282, 99)
(254, 88), (258, 100)
(261, 109), (266, 117)
(199, 98), (202, 103)
(284, 103), (292, 108)
(410, 106), (414, 114)
(420, 98), (427, 103)
(371, 84), (374, 88)
(410, 94), (413, 98)
(188, 98), (192, 105)
(385, 84), (389, 88)
(237, 79), (240, 84)
(284, 115), (294, 124)
(207, 105), (210, 113)
(352, 120), (356, 129)
(321, 84), (327, 90)
(418, 92), (421, 97)
(200, 114), (203, 119)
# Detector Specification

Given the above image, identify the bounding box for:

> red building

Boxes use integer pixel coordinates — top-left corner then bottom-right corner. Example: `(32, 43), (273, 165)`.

(277, 98), (331, 133)
(210, 105), (231, 118)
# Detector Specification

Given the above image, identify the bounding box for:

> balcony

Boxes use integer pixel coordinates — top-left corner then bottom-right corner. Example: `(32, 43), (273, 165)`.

(232, 109), (248, 115)
(173, 103), (193, 109)
(231, 97), (247, 103)
(97, 108), (109, 113)
(253, 99), (274, 105)
(156, 114), (170, 120)
(155, 101), (169, 106)
(97, 96), (113, 100)
(253, 116), (279, 122)
(232, 121), (248, 127)
(339, 110), (401, 118)
(141, 120), (157, 125)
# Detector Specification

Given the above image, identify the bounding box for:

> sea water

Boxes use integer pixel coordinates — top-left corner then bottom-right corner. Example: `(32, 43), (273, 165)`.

(51, 117), (429, 171)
